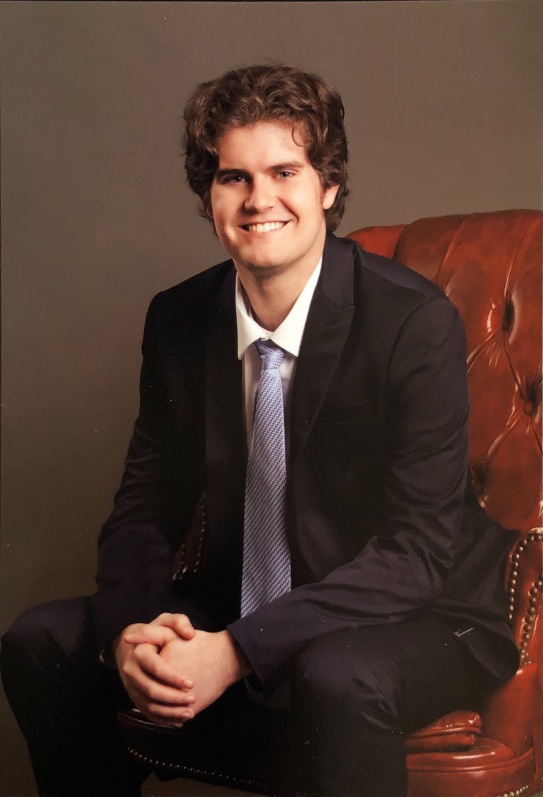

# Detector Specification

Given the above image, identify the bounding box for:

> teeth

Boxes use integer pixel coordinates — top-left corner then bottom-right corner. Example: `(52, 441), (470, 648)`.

(246, 222), (286, 233)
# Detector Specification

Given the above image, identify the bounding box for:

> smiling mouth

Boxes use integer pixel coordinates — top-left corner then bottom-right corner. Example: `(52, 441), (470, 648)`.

(241, 221), (288, 233)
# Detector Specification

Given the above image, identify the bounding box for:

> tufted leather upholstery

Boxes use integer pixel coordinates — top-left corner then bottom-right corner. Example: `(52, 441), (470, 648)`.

(348, 210), (542, 535)
(118, 210), (542, 797)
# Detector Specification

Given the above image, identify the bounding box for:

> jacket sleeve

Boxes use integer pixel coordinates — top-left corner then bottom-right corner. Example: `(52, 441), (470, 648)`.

(91, 295), (189, 651)
(228, 296), (471, 686)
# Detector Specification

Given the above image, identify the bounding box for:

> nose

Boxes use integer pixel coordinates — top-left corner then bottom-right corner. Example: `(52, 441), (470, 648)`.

(244, 176), (275, 213)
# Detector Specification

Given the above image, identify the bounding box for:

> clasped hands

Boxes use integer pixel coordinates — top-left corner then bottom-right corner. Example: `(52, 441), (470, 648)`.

(113, 613), (251, 728)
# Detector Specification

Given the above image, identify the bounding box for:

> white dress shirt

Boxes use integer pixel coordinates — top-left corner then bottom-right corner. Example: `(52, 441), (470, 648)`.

(235, 259), (322, 450)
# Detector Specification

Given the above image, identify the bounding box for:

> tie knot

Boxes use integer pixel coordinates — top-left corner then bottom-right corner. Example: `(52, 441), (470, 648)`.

(255, 339), (285, 370)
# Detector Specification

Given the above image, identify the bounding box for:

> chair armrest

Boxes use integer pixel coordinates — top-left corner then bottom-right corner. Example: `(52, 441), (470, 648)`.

(482, 529), (542, 756)
(505, 529), (542, 664)
(405, 711), (482, 754)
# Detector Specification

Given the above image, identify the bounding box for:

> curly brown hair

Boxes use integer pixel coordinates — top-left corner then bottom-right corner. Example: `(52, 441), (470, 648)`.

(183, 63), (349, 232)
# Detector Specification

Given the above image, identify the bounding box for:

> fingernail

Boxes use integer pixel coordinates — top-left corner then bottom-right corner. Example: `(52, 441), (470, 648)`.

(182, 710), (193, 719)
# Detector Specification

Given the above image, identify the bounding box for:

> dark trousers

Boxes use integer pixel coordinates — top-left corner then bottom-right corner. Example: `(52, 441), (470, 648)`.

(1, 596), (497, 797)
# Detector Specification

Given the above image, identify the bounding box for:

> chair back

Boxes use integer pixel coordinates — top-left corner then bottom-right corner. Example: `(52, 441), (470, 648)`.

(347, 209), (542, 534)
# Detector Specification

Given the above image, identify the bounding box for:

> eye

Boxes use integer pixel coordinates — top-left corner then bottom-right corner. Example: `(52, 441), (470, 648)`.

(216, 172), (248, 186)
(277, 170), (295, 179)
(223, 174), (246, 184)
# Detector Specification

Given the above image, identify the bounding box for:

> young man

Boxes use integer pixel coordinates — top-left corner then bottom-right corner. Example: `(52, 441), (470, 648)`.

(2, 64), (519, 797)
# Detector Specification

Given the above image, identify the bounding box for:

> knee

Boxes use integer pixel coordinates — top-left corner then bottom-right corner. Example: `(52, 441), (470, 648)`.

(292, 630), (402, 731)
(1, 597), (92, 685)
(2, 604), (49, 661)
(2, 604), (60, 684)
(1, 606), (52, 709)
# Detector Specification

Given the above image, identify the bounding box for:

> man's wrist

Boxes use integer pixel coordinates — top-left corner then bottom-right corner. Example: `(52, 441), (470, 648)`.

(219, 630), (252, 681)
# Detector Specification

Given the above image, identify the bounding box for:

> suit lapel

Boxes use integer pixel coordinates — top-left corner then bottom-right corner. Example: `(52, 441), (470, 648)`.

(289, 234), (356, 466)
(205, 265), (246, 544)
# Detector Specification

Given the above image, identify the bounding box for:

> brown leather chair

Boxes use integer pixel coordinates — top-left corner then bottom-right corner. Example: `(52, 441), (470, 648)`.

(119, 209), (543, 797)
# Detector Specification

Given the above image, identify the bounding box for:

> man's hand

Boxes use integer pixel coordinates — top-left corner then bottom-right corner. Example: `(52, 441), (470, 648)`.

(113, 613), (197, 727)
(158, 629), (252, 716)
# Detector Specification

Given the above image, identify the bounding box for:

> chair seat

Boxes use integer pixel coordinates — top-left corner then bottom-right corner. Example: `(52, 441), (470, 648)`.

(119, 707), (535, 797)
(120, 707), (521, 797)
(119, 707), (484, 764)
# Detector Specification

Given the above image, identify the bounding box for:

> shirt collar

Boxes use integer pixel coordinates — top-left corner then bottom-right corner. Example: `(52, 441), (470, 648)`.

(236, 258), (322, 360)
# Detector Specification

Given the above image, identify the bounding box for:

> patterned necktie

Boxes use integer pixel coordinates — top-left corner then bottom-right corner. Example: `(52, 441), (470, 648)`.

(241, 339), (291, 617)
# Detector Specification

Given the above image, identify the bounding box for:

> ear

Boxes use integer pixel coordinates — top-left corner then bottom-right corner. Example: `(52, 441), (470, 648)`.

(322, 184), (340, 210)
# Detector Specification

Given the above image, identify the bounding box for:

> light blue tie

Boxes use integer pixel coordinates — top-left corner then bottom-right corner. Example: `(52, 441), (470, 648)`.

(241, 339), (291, 617)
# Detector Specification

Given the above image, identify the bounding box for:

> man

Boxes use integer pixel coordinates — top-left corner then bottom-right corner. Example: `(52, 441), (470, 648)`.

(2, 64), (519, 797)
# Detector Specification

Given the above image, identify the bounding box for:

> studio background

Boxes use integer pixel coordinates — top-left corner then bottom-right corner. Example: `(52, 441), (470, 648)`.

(1, 2), (541, 795)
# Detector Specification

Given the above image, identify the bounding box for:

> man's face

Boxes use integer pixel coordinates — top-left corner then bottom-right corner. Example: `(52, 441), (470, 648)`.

(209, 120), (339, 281)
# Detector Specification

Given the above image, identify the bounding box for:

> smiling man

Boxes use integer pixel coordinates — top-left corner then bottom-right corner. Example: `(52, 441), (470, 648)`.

(2, 64), (519, 797)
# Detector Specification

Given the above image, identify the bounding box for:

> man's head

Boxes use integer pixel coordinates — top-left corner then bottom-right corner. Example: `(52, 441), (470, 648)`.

(183, 63), (349, 233)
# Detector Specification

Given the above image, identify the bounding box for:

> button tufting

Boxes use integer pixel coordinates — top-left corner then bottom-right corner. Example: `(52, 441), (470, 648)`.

(501, 299), (515, 332)
(523, 382), (540, 416)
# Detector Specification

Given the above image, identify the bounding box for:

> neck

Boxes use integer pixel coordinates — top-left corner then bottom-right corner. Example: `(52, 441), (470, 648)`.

(238, 263), (317, 331)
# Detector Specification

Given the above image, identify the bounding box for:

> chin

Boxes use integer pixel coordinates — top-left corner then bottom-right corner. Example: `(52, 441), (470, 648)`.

(244, 261), (284, 279)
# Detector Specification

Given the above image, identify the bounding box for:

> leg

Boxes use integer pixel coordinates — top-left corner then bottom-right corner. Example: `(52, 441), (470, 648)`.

(290, 613), (495, 797)
(1, 596), (150, 797)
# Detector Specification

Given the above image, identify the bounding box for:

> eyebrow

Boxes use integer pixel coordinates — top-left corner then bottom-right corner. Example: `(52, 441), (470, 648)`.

(271, 160), (305, 172)
(214, 160), (306, 181)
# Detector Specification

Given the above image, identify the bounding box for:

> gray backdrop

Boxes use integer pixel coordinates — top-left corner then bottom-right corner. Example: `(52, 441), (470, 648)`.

(1, 2), (541, 795)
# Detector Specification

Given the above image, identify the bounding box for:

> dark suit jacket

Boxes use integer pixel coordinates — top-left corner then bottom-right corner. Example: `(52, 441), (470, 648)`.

(93, 234), (519, 687)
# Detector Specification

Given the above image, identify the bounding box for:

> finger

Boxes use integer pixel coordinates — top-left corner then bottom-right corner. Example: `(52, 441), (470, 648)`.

(129, 681), (196, 718)
(134, 644), (196, 694)
(152, 612), (196, 640)
(131, 700), (187, 729)
(125, 666), (196, 707)
(127, 685), (195, 726)
(143, 701), (195, 722)
(120, 647), (194, 699)
(123, 625), (179, 648)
